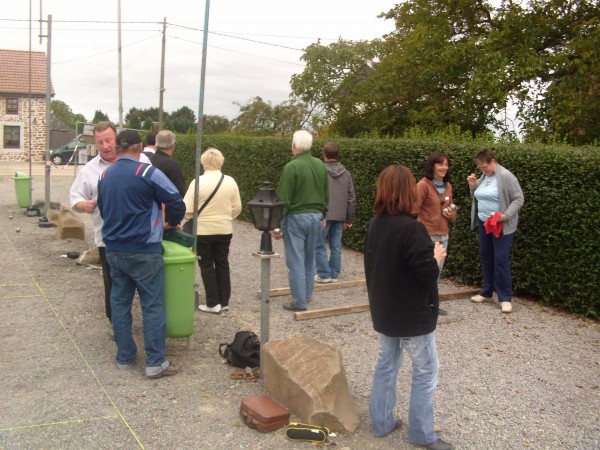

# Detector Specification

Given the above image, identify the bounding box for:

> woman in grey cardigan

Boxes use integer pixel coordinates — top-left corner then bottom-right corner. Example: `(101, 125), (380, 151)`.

(467, 148), (524, 313)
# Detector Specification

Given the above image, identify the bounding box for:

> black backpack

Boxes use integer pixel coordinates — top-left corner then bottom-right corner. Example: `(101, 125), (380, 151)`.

(219, 331), (260, 368)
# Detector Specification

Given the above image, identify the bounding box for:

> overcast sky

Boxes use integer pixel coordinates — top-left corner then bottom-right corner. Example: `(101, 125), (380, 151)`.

(1, 0), (397, 123)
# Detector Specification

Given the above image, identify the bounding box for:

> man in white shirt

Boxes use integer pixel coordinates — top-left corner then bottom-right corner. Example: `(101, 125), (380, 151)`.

(70, 121), (151, 324)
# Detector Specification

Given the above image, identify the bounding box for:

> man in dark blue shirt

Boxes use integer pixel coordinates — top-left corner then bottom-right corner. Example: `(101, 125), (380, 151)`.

(98, 129), (185, 378)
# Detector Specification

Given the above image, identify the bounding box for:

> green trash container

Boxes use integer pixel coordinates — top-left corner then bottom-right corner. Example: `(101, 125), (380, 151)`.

(13, 171), (31, 208)
(162, 240), (196, 338)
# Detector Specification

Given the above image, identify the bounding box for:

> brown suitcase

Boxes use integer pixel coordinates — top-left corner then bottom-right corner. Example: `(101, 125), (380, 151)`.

(240, 395), (290, 432)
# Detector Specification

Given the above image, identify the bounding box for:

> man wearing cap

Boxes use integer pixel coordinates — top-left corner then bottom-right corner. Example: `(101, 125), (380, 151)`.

(70, 122), (152, 325)
(98, 129), (185, 378)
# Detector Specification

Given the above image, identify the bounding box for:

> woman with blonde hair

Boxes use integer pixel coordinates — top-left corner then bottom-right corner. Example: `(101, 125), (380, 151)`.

(183, 148), (241, 314)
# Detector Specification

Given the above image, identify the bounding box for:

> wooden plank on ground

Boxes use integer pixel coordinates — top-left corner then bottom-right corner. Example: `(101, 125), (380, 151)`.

(294, 304), (370, 320)
(441, 288), (480, 300)
(262, 279), (366, 297)
(293, 288), (482, 321)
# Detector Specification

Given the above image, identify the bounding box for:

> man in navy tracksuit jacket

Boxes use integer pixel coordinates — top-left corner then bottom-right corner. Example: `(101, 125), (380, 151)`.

(98, 129), (185, 379)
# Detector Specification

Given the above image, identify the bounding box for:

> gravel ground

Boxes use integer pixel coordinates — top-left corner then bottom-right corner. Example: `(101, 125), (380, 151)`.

(0, 164), (599, 449)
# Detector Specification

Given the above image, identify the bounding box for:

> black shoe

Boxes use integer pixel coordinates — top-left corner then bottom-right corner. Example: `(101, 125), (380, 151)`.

(438, 308), (449, 316)
(282, 302), (307, 312)
(375, 419), (403, 437)
(420, 438), (453, 450)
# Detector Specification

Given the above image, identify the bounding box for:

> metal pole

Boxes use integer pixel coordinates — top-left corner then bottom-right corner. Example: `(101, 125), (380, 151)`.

(158, 17), (166, 131)
(259, 256), (270, 380)
(253, 251), (279, 379)
(43, 14), (51, 220)
(191, 0), (211, 253)
(28, 0), (33, 208)
(117, 0), (123, 131)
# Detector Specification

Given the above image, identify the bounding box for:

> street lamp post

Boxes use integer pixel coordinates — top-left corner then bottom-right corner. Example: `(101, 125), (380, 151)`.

(247, 182), (285, 376)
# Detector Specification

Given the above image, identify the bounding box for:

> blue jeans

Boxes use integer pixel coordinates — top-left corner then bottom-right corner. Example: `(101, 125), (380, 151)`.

(477, 219), (515, 301)
(282, 213), (323, 309)
(370, 331), (439, 445)
(315, 220), (344, 279)
(107, 251), (166, 369)
(430, 235), (448, 284)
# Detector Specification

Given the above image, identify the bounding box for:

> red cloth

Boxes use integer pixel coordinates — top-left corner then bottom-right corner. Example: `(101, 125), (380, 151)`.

(484, 212), (504, 237)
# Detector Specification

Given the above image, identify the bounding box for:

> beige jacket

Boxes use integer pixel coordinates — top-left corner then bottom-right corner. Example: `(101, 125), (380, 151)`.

(183, 170), (241, 235)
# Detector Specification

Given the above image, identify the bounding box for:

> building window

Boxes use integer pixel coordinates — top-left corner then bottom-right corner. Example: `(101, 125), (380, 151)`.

(6, 98), (18, 115)
(3, 125), (21, 149)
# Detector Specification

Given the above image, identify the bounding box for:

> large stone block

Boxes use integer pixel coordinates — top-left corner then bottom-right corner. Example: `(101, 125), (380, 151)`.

(262, 336), (360, 434)
(56, 207), (84, 240)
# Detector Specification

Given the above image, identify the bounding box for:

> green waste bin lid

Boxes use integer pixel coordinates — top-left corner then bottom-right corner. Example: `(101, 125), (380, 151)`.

(14, 171), (29, 179)
(161, 240), (196, 264)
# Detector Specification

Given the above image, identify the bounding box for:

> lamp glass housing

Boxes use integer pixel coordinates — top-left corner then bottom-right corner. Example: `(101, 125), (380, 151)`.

(247, 182), (285, 232)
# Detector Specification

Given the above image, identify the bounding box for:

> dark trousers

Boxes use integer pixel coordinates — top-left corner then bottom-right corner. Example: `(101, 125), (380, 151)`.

(98, 246), (112, 322)
(196, 234), (232, 308)
(477, 219), (515, 302)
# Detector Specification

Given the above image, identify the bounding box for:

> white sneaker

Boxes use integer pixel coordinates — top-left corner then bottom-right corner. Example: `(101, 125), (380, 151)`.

(221, 306), (229, 312)
(470, 294), (492, 303)
(314, 275), (332, 283)
(198, 304), (221, 314)
(330, 278), (338, 283)
(501, 302), (512, 313)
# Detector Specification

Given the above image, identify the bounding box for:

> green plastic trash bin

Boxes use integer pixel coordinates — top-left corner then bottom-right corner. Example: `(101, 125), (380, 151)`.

(13, 171), (31, 208)
(162, 240), (196, 338)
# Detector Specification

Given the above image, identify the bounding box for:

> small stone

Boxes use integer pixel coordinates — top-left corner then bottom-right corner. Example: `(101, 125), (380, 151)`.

(16, 228), (20, 233)
(9, 215), (13, 219)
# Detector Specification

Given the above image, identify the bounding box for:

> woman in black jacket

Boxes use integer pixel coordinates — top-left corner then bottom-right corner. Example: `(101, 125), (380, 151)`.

(364, 165), (451, 450)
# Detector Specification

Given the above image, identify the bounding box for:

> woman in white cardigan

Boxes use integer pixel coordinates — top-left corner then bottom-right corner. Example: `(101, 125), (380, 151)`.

(183, 148), (241, 314)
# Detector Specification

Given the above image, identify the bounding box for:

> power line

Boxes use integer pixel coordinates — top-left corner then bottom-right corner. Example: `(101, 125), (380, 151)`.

(0, 18), (339, 45)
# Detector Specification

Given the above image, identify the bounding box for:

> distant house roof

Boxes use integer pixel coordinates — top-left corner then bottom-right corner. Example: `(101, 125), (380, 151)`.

(0, 49), (55, 96)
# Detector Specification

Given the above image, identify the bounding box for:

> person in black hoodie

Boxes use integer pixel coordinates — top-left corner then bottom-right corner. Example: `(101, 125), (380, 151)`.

(364, 165), (452, 450)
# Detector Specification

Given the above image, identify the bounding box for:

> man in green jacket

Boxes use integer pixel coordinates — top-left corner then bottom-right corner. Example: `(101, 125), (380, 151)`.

(275, 130), (328, 311)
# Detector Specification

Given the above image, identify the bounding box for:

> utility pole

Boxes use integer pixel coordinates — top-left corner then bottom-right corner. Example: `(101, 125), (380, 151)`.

(158, 17), (166, 131)
(43, 14), (52, 221)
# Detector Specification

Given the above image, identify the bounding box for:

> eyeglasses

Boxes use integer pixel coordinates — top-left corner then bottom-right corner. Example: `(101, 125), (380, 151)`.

(477, 164), (490, 171)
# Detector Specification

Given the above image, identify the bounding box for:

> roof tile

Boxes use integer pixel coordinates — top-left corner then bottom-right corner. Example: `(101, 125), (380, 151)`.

(0, 49), (54, 95)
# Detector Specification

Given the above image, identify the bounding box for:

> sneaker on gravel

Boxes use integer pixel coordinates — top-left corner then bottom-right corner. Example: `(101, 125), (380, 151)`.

(330, 278), (339, 283)
(199, 304), (221, 314)
(314, 275), (331, 283)
(501, 301), (513, 313)
(221, 306), (229, 312)
(470, 294), (492, 303)
(419, 438), (453, 450)
(147, 361), (182, 379)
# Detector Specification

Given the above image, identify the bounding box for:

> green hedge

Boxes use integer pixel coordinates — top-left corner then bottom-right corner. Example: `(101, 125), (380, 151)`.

(173, 135), (600, 318)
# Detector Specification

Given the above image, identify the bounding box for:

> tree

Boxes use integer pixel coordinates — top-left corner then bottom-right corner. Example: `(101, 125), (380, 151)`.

(164, 106), (196, 133)
(272, 99), (315, 135)
(229, 97), (316, 136)
(202, 115), (230, 134)
(51, 99), (86, 129)
(230, 97), (275, 135)
(510, 0), (600, 144)
(92, 110), (109, 123)
(290, 0), (600, 144)
(290, 39), (378, 130)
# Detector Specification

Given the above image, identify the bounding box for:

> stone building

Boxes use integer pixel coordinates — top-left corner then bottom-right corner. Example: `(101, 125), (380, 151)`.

(0, 49), (54, 162)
